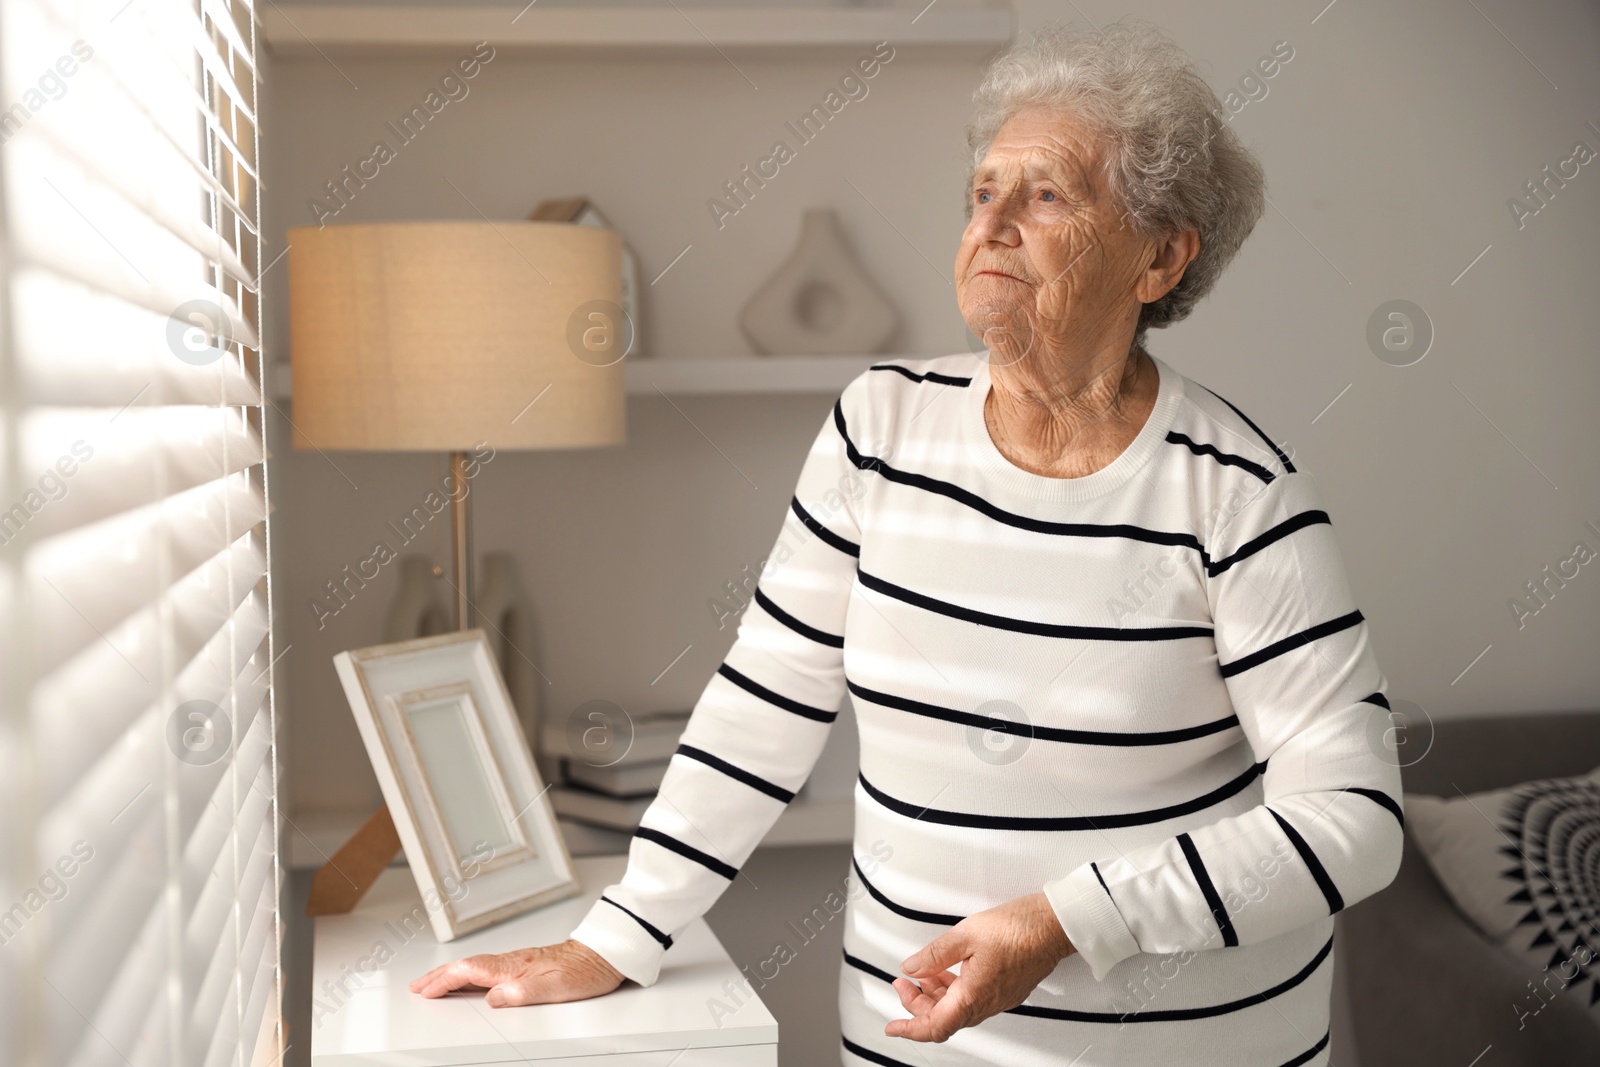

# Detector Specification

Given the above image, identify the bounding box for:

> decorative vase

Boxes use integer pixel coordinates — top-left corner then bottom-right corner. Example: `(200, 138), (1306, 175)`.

(475, 551), (544, 772)
(382, 555), (450, 643)
(382, 552), (547, 773)
(739, 207), (899, 355)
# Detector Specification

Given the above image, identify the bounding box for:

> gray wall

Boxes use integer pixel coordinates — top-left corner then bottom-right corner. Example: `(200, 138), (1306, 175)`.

(261, 2), (1599, 1063)
(265, 40), (993, 816)
(263, 2), (1600, 819)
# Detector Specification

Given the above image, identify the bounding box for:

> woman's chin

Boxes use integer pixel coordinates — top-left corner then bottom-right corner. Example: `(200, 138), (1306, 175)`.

(962, 308), (1038, 363)
(963, 298), (1028, 330)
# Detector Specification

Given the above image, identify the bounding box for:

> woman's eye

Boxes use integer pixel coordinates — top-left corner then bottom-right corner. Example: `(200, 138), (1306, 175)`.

(1040, 189), (1058, 202)
(976, 190), (992, 204)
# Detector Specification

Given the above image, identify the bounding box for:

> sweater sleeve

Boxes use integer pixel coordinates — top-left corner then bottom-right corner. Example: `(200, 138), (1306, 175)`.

(566, 383), (873, 986)
(1042, 467), (1406, 981)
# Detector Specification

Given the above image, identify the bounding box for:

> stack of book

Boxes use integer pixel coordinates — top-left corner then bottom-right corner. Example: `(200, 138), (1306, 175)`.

(547, 708), (691, 832)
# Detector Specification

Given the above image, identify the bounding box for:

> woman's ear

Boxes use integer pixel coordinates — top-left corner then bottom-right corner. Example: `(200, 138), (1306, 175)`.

(1137, 228), (1200, 304)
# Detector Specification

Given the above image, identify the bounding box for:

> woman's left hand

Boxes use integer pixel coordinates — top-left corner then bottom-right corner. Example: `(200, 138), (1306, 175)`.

(886, 891), (1076, 1042)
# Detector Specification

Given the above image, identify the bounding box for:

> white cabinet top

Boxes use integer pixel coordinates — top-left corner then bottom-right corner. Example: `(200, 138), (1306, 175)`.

(311, 855), (777, 1065)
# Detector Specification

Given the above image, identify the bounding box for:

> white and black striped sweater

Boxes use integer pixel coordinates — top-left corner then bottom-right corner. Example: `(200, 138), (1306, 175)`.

(569, 352), (1404, 1066)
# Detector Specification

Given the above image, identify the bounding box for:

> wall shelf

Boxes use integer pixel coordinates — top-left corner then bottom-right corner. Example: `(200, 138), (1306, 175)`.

(269, 355), (946, 400)
(287, 799), (852, 867)
(556, 796), (853, 854)
(259, 5), (1014, 56)
(627, 354), (886, 396)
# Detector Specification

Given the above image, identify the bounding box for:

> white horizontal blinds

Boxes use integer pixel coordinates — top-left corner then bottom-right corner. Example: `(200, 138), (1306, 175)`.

(0, 59), (21, 1067)
(0, 0), (280, 1065)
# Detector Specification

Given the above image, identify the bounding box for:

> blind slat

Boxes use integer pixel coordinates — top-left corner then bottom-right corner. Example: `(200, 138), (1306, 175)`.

(199, 0), (258, 99)
(26, 96), (260, 257)
(12, 267), (262, 408)
(10, 134), (260, 300)
(22, 0), (261, 177)
(57, 881), (168, 1066)
(37, 587), (269, 825)
(47, 802), (165, 1027)
(6, 186), (261, 355)
(180, 708), (275, 907)
(43, 638), (271, 993)
(201, 883), (277, 1067)
(39, 641), (271, 936)
(140, 0), (261, 132)
(186, 806), (273, 1040)
(242, 950), (281, 1067)
(29, 480), (265, 676)
(17, 407), (263, 540)
(6, 0), (262, 244)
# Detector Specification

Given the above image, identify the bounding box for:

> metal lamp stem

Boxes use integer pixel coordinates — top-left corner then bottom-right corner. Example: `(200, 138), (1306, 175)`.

(450, 449), (473, 630)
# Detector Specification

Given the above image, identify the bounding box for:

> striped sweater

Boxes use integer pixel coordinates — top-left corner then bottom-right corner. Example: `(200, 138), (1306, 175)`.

(569, 351), (1404, 1066)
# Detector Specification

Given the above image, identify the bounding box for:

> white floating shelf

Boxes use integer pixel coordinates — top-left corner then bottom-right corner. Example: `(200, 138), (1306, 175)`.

(557, 797), (853, 851)
(269, 355), (940, 401)
(764, 796), (854, 846)
(627, 354), (885, 396)
(260, 4), (1014, 55)
(288, 799), (852, 867)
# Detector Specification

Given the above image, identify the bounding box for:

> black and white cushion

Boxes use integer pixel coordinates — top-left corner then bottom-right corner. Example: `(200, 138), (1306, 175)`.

(1407, 765), (1600, 1019)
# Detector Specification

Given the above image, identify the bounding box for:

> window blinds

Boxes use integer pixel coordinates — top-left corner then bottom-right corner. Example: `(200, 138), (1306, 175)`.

(0, 0), (282, 1065)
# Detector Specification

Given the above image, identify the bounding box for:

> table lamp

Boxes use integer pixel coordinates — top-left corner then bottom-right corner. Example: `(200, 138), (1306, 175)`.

(287, 220), (627, 914)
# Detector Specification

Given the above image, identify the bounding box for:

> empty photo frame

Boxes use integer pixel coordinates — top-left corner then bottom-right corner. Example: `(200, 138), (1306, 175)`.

(333, 629), (579, 941)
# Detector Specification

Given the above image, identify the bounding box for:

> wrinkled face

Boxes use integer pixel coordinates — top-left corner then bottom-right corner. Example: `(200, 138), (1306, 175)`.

(956, 106), (1159, 367)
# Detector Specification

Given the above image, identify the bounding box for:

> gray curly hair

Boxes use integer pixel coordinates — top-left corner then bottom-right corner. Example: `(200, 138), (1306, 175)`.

(966, 19), (1266, 349)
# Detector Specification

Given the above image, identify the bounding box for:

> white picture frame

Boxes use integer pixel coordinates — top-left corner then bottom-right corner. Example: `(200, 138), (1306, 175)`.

(333, 629), (579, 941)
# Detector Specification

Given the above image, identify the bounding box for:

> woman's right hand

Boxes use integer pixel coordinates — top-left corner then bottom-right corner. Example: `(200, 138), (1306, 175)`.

(408, 939), (626, 1007)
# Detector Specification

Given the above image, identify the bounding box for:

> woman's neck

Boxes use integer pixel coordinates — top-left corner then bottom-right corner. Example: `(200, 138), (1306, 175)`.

(984, 342), (1158, 479)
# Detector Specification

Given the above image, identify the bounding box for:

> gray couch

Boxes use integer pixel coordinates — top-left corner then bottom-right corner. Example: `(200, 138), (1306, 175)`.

(1341, 711), (1600, 1067)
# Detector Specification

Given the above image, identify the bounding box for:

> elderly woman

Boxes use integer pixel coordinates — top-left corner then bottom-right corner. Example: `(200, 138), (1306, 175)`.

(411, 20), (1403, 1066)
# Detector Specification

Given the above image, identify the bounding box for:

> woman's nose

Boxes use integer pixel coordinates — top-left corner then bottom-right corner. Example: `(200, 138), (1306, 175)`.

(970, 192), (1024, 243)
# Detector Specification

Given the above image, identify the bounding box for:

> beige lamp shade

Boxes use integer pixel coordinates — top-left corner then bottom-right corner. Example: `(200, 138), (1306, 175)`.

(287, 221), (627, 452)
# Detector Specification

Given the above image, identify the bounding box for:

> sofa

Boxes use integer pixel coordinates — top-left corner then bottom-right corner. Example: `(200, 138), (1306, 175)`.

(1340, 711), (1600, 1067)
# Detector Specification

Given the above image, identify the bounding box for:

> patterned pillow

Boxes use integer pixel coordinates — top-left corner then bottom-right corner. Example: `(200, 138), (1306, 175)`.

(1407, 766), (1600, 1022)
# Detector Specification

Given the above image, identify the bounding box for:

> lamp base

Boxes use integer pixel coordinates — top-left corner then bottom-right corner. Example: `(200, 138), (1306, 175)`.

(451, 449), (474, 630)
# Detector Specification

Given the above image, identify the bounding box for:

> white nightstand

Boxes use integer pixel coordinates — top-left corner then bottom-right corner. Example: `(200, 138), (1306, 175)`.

(311, 855), (778, 1065)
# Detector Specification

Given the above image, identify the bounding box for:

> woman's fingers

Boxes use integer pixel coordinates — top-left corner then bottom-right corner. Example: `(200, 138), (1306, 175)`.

(885, 980), (975, 1043)
(407, 964), (447, 993)
(890, 969), (957, 1013)
(917, 970), (956, 999)
(887, 972), (955, 1036)
(901, 929), (968, 978)
(413, 955), (509, 998)
(890, 977), (918, 1012)
(411, 942), (623, 1006)
(886, 893), (1074, 1042)
(486, 977), (544, 1008)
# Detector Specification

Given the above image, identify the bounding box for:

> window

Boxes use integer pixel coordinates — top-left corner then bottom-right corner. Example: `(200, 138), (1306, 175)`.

(0, 0), (281, 1064)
